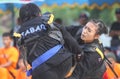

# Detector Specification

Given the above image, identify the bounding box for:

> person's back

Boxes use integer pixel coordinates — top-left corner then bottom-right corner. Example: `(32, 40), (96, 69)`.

(18, 16), (71, 66)
(17, 3), (72, 79)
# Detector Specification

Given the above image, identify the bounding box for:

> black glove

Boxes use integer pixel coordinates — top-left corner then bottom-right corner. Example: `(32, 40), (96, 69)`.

(76, 51), (84, 62)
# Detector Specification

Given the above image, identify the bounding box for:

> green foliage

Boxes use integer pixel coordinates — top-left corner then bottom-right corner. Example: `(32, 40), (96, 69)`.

(99, 8), (113, 26)
(1, 5), (120, 28)
(40, 6), (118, 26)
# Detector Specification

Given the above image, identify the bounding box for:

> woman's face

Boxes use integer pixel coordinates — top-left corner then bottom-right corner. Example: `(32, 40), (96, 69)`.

(81, 22), (99, 43)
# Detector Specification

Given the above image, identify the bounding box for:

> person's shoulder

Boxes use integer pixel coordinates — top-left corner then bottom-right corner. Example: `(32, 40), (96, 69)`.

(111, 21), (120, 30)
(0, 47), (4, 50)
(114, 63), (120, 71)
(111, 21), (120, 26)
(115, 63), (120, 67)
(10, 47), (18, 52)
(84, 40), (102, 52)
(0, 48), (4, 54)
(113, 21), (120, 23)
(83, 44), (96, 53)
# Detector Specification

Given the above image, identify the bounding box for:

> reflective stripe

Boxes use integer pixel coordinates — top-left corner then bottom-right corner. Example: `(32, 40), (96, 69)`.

(95, 47), (104, 59)
(13, 32), (21, 38)
(48, 14), (54, 24)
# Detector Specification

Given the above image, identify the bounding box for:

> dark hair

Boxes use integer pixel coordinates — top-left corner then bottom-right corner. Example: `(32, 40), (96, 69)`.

(115, 8), (120, 14)
(55, 18), (63, 24)
(79, 13), (88, 19)
(90, 19), (108, 35)
(19, 3), (41, 23)
(2, 32), (12, 39)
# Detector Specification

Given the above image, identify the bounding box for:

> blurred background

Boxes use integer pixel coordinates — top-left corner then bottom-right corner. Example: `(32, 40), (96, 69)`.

(0, 0), (120, 79)
(0, 0), (120, 47)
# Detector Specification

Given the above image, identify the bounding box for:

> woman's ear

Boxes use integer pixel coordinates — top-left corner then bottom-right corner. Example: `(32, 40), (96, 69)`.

(94, 34), (100, 39)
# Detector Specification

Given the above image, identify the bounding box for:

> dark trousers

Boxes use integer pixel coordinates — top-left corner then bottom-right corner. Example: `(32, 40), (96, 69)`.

(32, 56), (72, 79)
(66, 63), (106, 79)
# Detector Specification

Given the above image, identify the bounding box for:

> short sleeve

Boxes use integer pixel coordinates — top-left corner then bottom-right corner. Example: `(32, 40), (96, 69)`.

(9, 47), (19, 64)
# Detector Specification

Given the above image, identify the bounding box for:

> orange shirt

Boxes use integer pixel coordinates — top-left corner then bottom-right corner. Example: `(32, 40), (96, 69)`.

(16, 69), (31, 79)
(0, 48), (7, 65)
(16, 64), (32, 79)
(0, 47), (19, 75)
(104, 63), (120, 79)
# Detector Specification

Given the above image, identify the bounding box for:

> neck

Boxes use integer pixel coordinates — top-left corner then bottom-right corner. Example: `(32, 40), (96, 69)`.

(84, 39), (98, 44)
(5, 45), (11, 48)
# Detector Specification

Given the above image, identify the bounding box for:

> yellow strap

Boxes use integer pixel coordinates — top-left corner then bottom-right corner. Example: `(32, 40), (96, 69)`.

(65, 48), (104, 78)
(47, 14), (54, 24)
(13, 32), (21, 38)
(95, 47), (104, 59)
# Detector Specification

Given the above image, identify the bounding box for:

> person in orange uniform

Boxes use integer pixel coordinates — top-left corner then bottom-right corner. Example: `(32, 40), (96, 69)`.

(0, 32), (19, 79)
(16, 58), (31, 79)
(103, 53), (120, 79)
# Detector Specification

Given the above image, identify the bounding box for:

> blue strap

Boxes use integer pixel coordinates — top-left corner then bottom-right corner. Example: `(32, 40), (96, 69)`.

(27, 69), (32, 76)
(27, 44), (62, 76)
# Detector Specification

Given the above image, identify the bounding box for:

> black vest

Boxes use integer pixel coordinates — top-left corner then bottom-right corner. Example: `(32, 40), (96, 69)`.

(18, 17), (71, 68)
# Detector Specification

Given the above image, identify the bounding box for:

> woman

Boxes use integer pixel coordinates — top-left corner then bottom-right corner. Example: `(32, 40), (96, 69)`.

(17, 3), (72, 79)
(55, 19), (107, 79)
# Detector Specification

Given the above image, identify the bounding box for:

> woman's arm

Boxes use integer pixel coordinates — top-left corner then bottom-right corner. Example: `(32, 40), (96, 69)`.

(54, 23), (82, 54)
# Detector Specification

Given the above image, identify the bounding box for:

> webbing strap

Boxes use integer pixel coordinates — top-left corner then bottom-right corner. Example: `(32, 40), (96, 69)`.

(48, 14), (54, 24)
(95, 47), (104, 59)
(95, 47), (118, 78)
(27, 44), (62, 76)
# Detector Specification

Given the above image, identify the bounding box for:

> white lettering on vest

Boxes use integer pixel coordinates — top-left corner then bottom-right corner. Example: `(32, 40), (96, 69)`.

(21, 24), (46, 37)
